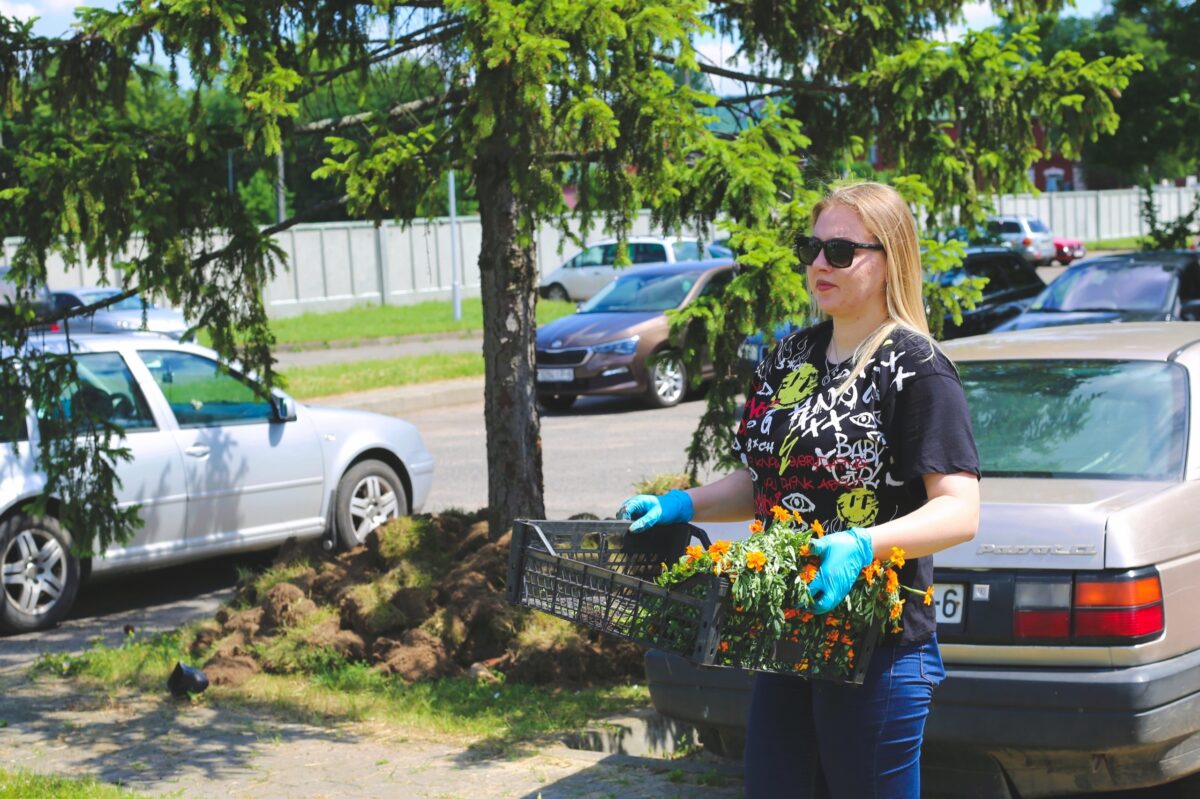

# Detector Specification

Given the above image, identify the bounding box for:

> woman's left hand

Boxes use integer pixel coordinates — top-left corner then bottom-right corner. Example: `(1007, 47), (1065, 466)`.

(809, 527), (874, 614)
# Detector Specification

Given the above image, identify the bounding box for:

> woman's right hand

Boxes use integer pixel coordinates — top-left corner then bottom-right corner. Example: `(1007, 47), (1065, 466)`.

(616, 489), (694, 533)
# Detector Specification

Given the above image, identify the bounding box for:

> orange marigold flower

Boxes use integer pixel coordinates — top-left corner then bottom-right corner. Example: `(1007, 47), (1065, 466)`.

(890, 598), (906, 620)
(795, 658), (810, 672)
(772, 505), (792, 522)
(734, 605), (744, 613)
(822, 647), (833, 661)
(826, 616), (841, 627)
(749, 519), (764, 535)
(792, 510), (806, 524)
(800, 611), (814, 623)
(825, 630), (840, 643)
(783, 608), (800, 620)
(885, 569), (900, 593)
(861, 565), (876, 585)
(686, 544), (705, 562)
(709, 540), (732, 557)
(746, 551), (768, 571)
(923, 585), (935, 606)
(718, 641), (730, 652)
(800, 563), (819, 584)
(890, 546), (906, 568)
(811, 519), (825, 537)
(798, 544), (810, 557)
(847, 649), (855, 663)
(841, 634), (854, 645)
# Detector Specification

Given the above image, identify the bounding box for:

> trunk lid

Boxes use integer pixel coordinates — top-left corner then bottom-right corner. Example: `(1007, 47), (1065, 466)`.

(936, 478), (1171, 571)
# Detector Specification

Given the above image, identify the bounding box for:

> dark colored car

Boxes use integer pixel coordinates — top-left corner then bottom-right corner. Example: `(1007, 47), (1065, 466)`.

(993, 251), (1200, 332)
(736, 247), (1043, 374)
(535, 259), (734, 410)
(0, 267), (54, 322)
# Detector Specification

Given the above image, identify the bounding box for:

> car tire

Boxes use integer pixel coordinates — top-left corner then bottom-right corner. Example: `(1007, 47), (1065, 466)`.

(0, 512), (82, 634)
(544, 283), (570, 302)
(645, 350), (687, 408)
(335, 460), (409, 550)
(539, 393), (577, 411)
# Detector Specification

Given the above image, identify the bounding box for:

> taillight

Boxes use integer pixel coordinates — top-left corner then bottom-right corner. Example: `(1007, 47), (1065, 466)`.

(1022, 237), (1033, 246)
(1014, 576), (1071, 641)
(1011, 568), (1164, 645)
(50, 323), (60, 332)
(1073, 570), (1164, 644)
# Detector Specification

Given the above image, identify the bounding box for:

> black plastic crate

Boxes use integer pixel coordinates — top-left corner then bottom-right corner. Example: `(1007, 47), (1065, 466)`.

(506, 519), (723, 660)
(506, 519), (880, 684)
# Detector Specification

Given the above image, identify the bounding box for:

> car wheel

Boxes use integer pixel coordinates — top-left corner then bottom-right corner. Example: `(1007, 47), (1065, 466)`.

(645, 350), (687, 408)
(539, 393), (577, 411)
(0, 512), (82, 633)
(335, 460), (409, 550)
(544, 283), (570, 302)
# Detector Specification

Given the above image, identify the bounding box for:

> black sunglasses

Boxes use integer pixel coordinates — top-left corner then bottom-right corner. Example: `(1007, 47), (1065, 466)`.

(795, 235), (885, 268)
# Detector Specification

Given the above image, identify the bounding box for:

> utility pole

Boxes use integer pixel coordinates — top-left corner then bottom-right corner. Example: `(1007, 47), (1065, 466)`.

(448, 166), (462, 321)
(275, 150), (286, 225)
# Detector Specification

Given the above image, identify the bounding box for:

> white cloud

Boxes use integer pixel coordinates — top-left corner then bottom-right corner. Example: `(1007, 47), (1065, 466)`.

(42, 0), (83, 9)
(0, 1), (39, 19)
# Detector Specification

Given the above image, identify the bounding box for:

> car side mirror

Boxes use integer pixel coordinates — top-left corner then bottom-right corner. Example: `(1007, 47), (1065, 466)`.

(271, 393), (297, 423)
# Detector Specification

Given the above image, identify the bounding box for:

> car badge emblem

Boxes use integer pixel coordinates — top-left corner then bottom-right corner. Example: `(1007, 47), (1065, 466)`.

(552, 339), (563, 348)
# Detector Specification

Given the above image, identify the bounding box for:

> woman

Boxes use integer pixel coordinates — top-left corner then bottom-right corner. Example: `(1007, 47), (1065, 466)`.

(618, 181), (980, 798)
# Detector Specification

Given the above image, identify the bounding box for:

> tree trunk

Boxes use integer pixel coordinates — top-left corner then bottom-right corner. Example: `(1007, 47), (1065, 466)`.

(475, 135), (546, 539)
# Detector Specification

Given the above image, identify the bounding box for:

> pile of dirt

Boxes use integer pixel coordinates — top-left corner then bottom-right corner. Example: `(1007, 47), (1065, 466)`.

(192, 510), (644, 688)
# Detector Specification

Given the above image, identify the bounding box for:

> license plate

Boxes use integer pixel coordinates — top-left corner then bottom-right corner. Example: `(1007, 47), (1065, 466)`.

(933, 583), (965, 625)
(738, 342), (762, 362)
(537, 368), (574, 383)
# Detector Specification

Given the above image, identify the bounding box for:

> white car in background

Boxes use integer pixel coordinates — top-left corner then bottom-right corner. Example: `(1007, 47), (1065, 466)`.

(0, 334), (434, 634)
(539, 236), (733, 302)
(986, 215), (1057, 266)
(51, 287), (191, 340)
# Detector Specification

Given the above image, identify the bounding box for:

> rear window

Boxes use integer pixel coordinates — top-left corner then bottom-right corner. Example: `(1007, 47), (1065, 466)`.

(1027, 218), (1050, 233)
(1032, 265), (1174, 313)
(960, 360), (1187, 480)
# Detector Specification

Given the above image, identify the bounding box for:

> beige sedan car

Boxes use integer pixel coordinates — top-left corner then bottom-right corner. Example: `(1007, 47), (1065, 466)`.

(645, 322), (1200, 797)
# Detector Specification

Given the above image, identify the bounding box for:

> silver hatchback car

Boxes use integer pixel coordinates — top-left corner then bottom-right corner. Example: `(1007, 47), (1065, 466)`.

(0, 334), (434, 634)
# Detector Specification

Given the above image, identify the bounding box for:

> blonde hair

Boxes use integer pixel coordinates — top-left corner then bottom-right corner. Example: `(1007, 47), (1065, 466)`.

(809, 181), (933, 394)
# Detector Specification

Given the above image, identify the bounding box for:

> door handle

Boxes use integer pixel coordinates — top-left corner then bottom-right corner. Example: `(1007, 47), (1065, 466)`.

(185, 445), (211, 458)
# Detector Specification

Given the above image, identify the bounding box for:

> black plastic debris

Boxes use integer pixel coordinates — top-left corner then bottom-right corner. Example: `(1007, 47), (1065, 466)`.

(167, 661), (209, 698)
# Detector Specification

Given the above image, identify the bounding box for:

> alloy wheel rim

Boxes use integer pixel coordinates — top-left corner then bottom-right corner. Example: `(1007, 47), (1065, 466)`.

(348, 475), (400, 542)
(654, 357), (684, 404)
(2, 529), (66, 617)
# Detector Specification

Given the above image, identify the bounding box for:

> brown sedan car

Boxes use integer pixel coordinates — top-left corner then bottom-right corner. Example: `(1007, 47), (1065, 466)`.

(644, 322), (1200, 797)
(535, 259), (734, 410)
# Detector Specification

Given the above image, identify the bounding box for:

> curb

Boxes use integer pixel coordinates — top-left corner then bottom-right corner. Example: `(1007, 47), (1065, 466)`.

(304, 375), (485, 416)
(275, 330), (482, 354)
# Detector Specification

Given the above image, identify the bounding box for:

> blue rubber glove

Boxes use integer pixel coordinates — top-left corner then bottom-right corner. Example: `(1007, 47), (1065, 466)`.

(808, 527), (875, 614)
(617, 490), (694, 533)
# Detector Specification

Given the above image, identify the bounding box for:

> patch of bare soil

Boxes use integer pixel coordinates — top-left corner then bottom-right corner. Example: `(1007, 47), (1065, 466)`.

(192, 510), (643, 688)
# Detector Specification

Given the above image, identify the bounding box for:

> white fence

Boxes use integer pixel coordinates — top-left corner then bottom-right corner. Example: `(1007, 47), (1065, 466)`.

(4, 185), (1197, 318)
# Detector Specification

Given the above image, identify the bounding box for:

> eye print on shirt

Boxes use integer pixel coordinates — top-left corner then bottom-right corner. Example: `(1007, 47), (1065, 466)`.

(836, 487), (880, 528)
(775, 363), (819, 408)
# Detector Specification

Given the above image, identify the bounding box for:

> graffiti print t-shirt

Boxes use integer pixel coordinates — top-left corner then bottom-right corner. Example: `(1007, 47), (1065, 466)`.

(732, 320), (980, 646)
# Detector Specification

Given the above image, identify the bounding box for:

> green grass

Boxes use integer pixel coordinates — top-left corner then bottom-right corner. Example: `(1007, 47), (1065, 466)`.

(279, 351), (484, 399)
(1083, 236), (1140, 250)
(30, 631), (650, 753)
(0, 769), (145, 798)
(200, 298), (576, 348)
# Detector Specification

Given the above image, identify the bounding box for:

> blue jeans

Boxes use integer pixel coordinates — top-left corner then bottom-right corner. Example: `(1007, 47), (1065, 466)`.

(743, 636), (945, 799)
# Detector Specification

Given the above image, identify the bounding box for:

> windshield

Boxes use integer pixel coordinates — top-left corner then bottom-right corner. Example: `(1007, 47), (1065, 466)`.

(76, 290), (155, 312)
(961, 360), (1187, 480)
(579, 272), (698, 313)
(1031, 265), (1174, 313)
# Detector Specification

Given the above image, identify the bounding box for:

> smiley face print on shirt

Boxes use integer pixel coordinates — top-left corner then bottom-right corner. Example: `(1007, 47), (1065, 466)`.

(836, 486), (880, 528)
